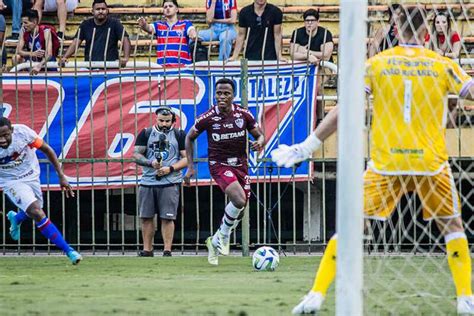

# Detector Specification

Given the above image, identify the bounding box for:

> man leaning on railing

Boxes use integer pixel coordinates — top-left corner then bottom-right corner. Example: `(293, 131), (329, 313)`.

(14, 9), (58, 75)
(60, 0), (130, 68)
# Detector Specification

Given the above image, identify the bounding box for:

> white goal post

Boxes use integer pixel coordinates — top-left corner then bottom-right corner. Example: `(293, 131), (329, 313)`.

(336, 1), (367, 315)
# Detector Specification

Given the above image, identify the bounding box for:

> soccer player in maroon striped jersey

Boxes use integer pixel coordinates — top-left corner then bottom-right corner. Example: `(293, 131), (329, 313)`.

(185, 78), (265, 265)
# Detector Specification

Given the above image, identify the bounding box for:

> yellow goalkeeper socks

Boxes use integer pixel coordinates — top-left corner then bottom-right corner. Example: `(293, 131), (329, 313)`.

(445, 232), (472, 297)
(311, 234), (338, 296)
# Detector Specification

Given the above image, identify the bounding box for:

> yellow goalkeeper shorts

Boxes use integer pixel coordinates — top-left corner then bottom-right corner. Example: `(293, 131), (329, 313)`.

(363, 164), (461, 220)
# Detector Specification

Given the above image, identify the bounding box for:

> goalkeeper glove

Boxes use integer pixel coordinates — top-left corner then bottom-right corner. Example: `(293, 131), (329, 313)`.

(271, 133), (322, 168)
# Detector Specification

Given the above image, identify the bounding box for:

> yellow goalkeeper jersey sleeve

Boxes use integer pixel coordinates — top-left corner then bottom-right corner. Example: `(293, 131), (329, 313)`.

(364, 44), (473, 175)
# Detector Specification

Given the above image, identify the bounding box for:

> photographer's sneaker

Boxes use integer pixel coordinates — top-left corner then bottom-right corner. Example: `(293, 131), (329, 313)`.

(206, 237), (218, 266)
(138, 250), (154, 257)
(458, 296), (474, 315)
(213, 229), (230, 256)
(292, 291), (324, 314)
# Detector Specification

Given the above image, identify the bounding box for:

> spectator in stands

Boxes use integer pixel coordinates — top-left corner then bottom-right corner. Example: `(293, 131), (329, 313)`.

(426, 11), (461, 59)
(198, 0), (237, 61)
(14, 9), (55, 75)
(138, 0), (197, 67)
(60, 0), (131, 67)
(0, 12), (7, 67)
(368, 4), (401, 57)
(290, 8), (333, 64)
(32, 0), (79, 40)
(229, 0), (284, 62)
(1, 0), (22, 42)
(426, 11), (462, 128)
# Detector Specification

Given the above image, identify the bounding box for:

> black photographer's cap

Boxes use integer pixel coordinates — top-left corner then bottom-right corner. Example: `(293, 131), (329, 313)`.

(155, 105), (173, 115)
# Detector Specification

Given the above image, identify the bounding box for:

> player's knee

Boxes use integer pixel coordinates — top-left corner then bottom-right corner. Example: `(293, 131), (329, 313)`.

(233, 196), (247, 209)
(141, 217), (154, 224)
(26, 202), (45, 221)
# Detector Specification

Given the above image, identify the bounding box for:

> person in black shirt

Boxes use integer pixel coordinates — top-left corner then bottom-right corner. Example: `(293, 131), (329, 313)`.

(290, 8), (334, 64)
(228, 0), (284, 61)
(60, 0), (130, 67)
(368, 4), (401, 57)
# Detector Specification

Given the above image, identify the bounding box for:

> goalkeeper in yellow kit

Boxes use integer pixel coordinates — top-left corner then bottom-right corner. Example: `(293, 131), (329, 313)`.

(272, 6), (474, 315)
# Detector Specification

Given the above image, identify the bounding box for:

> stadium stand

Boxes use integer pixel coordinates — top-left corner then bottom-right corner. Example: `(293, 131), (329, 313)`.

(2, 2), (473, 63)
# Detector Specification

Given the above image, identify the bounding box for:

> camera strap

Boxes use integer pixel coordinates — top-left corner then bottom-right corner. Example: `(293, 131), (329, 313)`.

(144, 127), (182, 156)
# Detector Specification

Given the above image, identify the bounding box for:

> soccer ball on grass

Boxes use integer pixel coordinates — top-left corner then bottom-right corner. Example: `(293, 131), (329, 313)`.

(252, 246), (279, 271)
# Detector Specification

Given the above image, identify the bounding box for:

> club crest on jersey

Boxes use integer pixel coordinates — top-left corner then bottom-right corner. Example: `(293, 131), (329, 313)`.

(235, 118), (244, 128)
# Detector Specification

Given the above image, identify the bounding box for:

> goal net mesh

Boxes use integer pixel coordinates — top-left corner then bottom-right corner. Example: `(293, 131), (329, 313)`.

(362, 1), (473, 314)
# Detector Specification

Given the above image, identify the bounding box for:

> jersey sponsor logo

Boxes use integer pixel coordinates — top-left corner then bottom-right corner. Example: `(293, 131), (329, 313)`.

(211, 130), (245, 141)
(0, 151), (21, 165)
(390, 148), (424, 155)
(0, 148), (34, 171)
(18, 169), (35, 179)
(196, 109), (216, 123)
(227, 157), (238, 166)
(212, 123), (221, 130)
(211, 116), (222, 121)
(223, 123), (234, 129)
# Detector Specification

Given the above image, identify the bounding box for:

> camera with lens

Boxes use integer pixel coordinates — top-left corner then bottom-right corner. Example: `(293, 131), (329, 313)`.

(150, 134), (169, 180)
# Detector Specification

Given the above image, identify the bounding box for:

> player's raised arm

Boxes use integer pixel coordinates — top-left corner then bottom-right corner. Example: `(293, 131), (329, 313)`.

(38, 142), (74, 198)
(184, 128), (200, 184)
(271, 107), (339, 168)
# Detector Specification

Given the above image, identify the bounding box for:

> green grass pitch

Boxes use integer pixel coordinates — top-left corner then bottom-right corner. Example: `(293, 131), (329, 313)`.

(0, 256), (459, 315)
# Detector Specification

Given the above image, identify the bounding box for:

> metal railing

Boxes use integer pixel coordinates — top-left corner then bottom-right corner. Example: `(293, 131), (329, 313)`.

(0, 20), (473, 256)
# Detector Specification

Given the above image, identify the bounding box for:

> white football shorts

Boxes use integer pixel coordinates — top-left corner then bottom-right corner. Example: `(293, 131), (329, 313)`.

(4, 180), (43, 211)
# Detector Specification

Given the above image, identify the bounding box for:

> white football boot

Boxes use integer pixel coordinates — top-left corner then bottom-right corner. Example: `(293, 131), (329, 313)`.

(205, 237), (219, 266)
(292, 291), (324, 314)
(458, 296), (474, 315)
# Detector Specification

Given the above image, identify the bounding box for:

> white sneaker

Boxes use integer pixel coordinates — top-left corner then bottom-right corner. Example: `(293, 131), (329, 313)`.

(292, 291), (324, 314)
(205, 237), (218, 266)
(458, 296), (474, 315)
(214, 230), (230, 256)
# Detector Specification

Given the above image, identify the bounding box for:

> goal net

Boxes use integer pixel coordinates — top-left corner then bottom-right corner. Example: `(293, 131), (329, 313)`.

(344, 1), (474, 314)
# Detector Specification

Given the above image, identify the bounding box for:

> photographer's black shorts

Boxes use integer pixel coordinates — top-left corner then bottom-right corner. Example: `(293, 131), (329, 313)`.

(138, 184), (180, 220)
